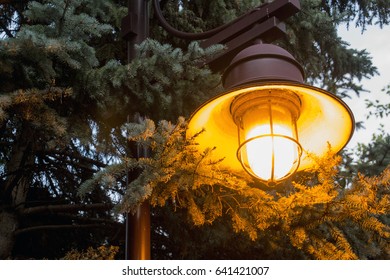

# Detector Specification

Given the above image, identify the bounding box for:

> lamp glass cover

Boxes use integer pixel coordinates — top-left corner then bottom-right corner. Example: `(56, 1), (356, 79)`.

(235, 95), (301, 182)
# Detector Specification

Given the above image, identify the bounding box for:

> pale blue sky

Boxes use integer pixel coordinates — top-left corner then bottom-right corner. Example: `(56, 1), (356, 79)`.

(338, 24), (390, 148)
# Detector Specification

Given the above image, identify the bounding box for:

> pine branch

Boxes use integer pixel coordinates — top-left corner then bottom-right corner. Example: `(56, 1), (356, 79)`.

(21, 202), (113, 216)
(58, 0), (71, 36)
(57, 214), (122, 227)
(14, 223), (111, 236)
(42, 154), (100, 174)
(378, 147), (390, 166)
(44, 149), (107, 168)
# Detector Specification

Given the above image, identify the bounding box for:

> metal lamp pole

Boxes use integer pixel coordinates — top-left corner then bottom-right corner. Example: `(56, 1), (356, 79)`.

(122, 0), (151, 260)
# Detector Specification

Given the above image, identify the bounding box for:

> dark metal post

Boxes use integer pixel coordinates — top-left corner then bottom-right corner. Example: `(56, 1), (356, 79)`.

(122, 0), (150, 60)
(125, 201), (150, 260)
(123, 0), (151, 260)
(125, 128), (151, 260)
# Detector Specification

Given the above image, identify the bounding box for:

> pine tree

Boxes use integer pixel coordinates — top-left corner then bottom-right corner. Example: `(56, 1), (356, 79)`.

(0, 0), (126, 259)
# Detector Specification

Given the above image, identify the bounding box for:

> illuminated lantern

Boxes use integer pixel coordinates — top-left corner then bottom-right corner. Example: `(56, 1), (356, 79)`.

(187, 44), (354, 185)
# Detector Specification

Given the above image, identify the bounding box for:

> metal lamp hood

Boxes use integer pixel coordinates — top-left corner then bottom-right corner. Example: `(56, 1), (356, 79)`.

(187, 43), (354, 184)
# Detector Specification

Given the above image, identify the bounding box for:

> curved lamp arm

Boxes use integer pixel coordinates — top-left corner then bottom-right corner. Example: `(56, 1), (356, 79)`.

(122, 0), (300, 69)
(152, 0), (256, 40)
(153, 0), (301, 71)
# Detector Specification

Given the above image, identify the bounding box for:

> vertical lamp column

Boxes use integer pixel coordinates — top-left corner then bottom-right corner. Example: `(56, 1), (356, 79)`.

(122, 0), (151, 260)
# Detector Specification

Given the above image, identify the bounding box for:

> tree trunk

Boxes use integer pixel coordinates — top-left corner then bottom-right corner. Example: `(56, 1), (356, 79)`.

(2, 127), (33, 209)
(0, 210), (18, 259)
(0, 123), (35, 259)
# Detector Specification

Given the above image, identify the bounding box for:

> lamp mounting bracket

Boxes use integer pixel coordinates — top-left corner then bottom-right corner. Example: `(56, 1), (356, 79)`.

(150, 0), (300, 71)
(201, 0), (300, 71)
(122, 0), (300, 69)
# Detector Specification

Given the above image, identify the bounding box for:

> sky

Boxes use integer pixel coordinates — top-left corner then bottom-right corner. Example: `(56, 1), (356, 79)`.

(338, 24), (390, 150)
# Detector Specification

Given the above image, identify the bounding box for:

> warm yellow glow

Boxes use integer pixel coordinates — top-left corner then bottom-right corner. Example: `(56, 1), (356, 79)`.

(244, 124), (298, 181)
(186, 83), (354, 185)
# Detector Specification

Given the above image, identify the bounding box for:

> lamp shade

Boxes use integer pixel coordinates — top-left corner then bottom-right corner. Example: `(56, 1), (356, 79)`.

(187, 44), (354, 183)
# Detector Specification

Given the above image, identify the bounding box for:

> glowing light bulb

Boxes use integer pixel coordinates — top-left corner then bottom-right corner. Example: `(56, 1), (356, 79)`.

(245, 125), (298, 181)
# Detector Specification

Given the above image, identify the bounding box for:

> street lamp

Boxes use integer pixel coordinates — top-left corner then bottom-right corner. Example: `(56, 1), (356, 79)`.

(122, 0), (354, 259)
(187, 43), (354, 184)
